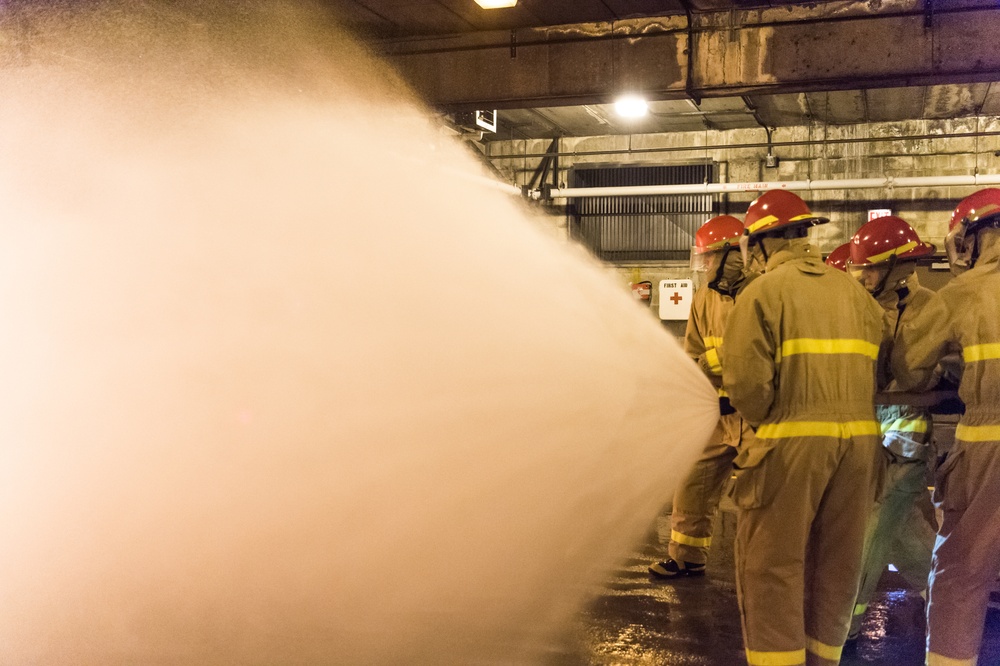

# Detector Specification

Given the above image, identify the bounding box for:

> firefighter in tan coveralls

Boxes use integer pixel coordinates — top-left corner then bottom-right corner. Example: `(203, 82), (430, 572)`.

(843, 216), (940, 640)
(722, 190), (886, 666)
(649, 215), (755, 579)
(892, 188), (1000, 666)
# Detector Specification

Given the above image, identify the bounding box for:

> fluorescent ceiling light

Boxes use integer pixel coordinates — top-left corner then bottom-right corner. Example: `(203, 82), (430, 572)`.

(475, 0), (517, 7)
(614, 95), (648, 118)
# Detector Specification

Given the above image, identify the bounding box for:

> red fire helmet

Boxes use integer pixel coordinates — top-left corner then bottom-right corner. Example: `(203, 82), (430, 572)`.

(848, 215), (935, 267)
(693, 215), (743, 254)
(824, 243), (851, 271)
(743, 190), (828, 240)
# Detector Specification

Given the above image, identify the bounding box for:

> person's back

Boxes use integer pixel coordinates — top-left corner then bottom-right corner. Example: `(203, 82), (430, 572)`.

(727, 247), (882, 427)
(936, 259), (1000, 419)
(721, 191), (885, 666)
(891, 189), (1000, 666)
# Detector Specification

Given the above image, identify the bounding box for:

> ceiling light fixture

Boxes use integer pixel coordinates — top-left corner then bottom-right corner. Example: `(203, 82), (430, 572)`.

(475, 0), (517, 8)
(614, 95), (648, 118)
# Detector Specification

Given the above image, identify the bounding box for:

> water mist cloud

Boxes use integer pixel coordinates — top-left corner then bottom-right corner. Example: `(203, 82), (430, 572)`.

(0, 2), (718, 664)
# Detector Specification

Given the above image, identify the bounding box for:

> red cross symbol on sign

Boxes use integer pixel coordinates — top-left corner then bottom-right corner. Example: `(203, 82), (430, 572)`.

(670, 292), (683, 305)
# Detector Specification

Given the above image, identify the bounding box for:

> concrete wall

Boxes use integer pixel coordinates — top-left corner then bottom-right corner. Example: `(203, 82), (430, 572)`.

(488, 117), (997, 323)
(488, 116), (1000, 251)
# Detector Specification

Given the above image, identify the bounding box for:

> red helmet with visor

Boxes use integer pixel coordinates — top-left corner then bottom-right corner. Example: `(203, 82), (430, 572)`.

(946, 188), (1000, 273)
(694, 215), (743, 254)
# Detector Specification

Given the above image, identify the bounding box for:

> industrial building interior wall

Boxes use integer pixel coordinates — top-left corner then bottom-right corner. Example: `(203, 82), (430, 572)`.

(488, 115), (1000, 252)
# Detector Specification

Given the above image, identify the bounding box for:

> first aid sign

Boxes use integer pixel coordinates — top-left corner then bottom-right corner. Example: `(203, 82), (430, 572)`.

(659, 280), (693, 321)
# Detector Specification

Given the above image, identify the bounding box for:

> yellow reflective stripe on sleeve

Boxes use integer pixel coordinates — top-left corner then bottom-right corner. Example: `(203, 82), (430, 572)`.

(926, 652), (976, 666)
(963, 343), (1000, 362)
(866, 240), (917, 264)
(703, 336), (724, 348)
(718, 387), (729, 397)
(806, 636), (843, 662)
(880, 418), (929, 435)
(853, 602), (868, 616)
(670, 530), (711, 548)
(745, 648), (806, 666)
(755, 421), (880, 439)
(779, 338), (880, 360)
(746, 214), (779, 234)
(705, 347), (723, 374)
(955, 423), (1000, 442)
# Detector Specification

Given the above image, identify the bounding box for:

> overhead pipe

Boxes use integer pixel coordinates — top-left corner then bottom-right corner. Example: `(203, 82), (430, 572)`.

(489, 130), (1000, 162)
(545, 174), (1000, 199)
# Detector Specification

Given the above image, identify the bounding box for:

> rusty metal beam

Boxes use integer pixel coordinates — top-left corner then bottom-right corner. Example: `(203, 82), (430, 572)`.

(379, 1), (1000, 111)
(382, 17), (689, 111)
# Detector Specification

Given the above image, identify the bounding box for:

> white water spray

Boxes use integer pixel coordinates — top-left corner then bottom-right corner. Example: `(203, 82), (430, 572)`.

(0, 3), (718, 664)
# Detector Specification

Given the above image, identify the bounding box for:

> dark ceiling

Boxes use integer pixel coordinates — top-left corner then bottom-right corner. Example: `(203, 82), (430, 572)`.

(326, 0), (830, 40)
(324, 1), (1000, 140)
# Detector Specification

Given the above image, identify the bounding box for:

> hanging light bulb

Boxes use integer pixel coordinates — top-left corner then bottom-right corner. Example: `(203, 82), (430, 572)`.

(614, 95), (648, 118)
(475, 0), (517, 8)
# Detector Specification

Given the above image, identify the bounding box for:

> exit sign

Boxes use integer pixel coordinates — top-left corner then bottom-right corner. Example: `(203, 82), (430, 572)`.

(868, 209), (892, 222)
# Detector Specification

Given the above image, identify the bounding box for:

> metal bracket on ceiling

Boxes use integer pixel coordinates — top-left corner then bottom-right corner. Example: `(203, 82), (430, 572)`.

(924, 0), (934, 30)
(742, 95), (770, 133)
(510, 29), (516, 59)
(678, 0), (701, 106)
(527, 138), (561, 202)
(764, 127), (778, 168)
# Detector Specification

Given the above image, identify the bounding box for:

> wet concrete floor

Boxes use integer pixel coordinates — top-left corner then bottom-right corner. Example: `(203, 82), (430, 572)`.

(551, 495), (1000, 665)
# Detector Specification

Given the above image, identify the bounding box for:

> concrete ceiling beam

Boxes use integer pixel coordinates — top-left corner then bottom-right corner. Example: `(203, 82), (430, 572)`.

(380, 1), (1000, 112)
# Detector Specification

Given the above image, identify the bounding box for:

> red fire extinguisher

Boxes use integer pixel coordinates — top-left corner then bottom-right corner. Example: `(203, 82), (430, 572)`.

(630, 280), (652, 306)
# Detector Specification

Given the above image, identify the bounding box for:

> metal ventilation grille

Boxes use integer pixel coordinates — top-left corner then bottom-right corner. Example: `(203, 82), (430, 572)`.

(569, 164), (715, 262)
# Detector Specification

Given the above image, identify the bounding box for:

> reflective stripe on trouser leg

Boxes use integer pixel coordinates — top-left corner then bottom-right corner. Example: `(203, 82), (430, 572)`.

(735, 434), (881, 666)
(926, 440), (1000, 664)
(805, 636), (842, 664)
(924, 652), (977, 666)
(926, 654), (977, 666)
(668, 417), (740, 565)
(744, 648), (805, 665)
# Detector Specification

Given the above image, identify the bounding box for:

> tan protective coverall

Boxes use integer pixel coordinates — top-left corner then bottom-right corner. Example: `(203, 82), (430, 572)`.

(667, 285), (753, 566)
(722, 241), (886, 666)
(851, 279), (939, 637)
(893, 239), (1000, 666)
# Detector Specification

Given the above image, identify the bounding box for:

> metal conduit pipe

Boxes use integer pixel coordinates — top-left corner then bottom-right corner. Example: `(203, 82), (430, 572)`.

(546, 174), (1000, 199)
(488, 130), (1000, 162)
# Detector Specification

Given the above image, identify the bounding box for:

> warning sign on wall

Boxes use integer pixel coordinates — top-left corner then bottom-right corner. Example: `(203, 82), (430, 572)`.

(659, 279), (693, 321)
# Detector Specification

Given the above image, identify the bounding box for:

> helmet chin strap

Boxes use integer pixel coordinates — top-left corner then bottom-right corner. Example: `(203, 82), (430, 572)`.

(708, 246), (743, 296)
(757, 237), (771, 266)
(972, 228), (984, 267)
(870, 254), (898, 298)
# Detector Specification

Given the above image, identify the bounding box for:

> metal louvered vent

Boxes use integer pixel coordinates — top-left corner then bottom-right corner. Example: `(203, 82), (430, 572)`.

(568, 163), (716, 262)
